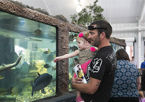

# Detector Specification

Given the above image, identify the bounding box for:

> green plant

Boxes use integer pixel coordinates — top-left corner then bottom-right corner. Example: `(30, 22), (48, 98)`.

(70, 0), (104, 26)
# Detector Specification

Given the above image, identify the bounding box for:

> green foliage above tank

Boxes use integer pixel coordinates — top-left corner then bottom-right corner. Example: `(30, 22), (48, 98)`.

(70, 0), (104, 26)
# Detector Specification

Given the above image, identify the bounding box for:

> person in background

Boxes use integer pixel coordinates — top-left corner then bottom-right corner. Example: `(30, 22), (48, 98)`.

(71, 20), (117, 102)
(130, 56), (138, 68)
(140, 59), (145, 73)
(53, 31), (97, 102)
(109, 49), (141, 102)
(141, 60), (145, 69)
(141, 59), (145, 97)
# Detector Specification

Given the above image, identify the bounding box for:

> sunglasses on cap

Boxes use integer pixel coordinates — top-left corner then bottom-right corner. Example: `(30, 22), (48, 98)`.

(88, 26), (107, 30)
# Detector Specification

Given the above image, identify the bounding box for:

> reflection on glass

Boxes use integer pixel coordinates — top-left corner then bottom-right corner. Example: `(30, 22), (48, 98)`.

(0, 11), (56, 102)
(68, 32), (78, 91)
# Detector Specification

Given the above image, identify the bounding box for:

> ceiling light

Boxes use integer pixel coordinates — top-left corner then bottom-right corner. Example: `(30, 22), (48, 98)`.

(76, 5), (82, 12)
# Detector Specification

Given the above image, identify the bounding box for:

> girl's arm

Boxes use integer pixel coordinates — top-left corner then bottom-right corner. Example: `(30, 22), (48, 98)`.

(53, 50), (79, 63)
(92, 47), (98, 52)
(94, 47), (98, 51)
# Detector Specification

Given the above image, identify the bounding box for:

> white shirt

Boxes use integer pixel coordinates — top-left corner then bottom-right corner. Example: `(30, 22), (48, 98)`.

(130, 60), (138, 68)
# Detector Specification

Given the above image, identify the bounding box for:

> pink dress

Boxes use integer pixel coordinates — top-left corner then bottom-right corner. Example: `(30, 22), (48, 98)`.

(73, 48), (96, 78)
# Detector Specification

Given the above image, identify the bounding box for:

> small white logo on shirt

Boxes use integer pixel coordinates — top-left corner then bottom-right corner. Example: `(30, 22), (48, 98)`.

(92, 58), (102, 73)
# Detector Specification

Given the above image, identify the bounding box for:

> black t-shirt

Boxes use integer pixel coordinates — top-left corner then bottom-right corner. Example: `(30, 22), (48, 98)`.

(81, 46), (117, 102)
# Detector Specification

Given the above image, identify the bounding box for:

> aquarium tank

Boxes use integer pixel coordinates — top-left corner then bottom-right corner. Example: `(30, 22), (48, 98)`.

(0, 11), (56, 102)
(68, 32), (78, 91)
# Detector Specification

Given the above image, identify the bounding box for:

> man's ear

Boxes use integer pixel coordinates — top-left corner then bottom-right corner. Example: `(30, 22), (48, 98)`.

(100, 32), (105, 39)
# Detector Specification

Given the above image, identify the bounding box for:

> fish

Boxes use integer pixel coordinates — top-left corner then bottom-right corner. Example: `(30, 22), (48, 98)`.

(73, 58), (79, 65)
(52, 66), (56, 71)
(11, 86), (19, 96)
(69, 34), (77, 41)
(34, 29), (42, 36)
(69, 46), (78, 51)
(0, 75), (4, 80)
(43, 49), (51, 54)
(31, 73), (52, 96)
(0, 55), (22, 72)
(44, 64), (50, 68)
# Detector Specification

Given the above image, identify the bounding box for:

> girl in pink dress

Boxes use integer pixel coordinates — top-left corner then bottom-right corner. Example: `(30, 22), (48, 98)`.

(54, 31), (97, 102)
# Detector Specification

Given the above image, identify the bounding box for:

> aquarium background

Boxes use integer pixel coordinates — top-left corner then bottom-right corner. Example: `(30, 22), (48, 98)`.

(68, 32), (78, 91)
(0, 11), (56, 102)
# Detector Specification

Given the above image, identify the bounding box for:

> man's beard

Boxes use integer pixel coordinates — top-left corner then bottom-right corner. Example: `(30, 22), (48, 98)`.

(94, 37), (101, 47)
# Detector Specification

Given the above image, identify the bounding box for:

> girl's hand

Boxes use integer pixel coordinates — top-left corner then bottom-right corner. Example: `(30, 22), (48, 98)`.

(53, 57), (62, 63)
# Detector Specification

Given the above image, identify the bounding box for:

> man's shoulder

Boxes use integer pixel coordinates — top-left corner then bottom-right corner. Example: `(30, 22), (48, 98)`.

(95, 48), (116, 66)
(142, 62), (145, 66)
(98, 46), (114, 55)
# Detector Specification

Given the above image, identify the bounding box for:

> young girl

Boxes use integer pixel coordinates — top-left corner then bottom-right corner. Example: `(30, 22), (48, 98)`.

(53, 31), (97, 102)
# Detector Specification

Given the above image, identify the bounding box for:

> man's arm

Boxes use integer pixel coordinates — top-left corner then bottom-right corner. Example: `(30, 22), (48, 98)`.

(72, 77), (101, 94)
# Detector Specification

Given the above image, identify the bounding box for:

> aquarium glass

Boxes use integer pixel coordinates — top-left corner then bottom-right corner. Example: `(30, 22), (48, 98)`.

(0, 11), (56, 102)
(68, 32), (78, 91)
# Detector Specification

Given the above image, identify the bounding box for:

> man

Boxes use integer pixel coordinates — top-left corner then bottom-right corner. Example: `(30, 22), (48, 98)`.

(71, 20), (117, 102)
(130, 56), (138, 68)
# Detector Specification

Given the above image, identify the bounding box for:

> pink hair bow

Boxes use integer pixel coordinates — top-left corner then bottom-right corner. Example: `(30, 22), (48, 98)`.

(90, 47), (96, 52)
(78, 33), (90, 43)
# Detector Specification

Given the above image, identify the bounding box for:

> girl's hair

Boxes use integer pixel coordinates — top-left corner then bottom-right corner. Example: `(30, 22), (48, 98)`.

(116, 49), (130, 61)
(77, 31), (91, 42)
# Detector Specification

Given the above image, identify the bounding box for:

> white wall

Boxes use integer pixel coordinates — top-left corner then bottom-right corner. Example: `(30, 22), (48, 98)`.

(111, 22), (145, 68)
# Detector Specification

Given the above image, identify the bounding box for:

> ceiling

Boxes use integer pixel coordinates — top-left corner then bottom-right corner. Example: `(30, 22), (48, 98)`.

(13, 0), (145, 24)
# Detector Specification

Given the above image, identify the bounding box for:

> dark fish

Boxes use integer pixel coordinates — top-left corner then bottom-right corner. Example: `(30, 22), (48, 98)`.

(69, 46), (78, 51)
(31, 73), (52, 96)
(69, 35), (75, 41)
(34, 29), (42, 36)
(44, 64), (50, 68)
(73, 58), (79, 65)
